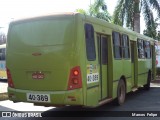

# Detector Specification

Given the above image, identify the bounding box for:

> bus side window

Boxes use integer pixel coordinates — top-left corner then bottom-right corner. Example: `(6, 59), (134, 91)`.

(112, 32), (122, 59)
(122, 34), (130, 59)
(144, 41), (151, 59)
(84, 23), (96, 61)
(137, 39), (145, 59)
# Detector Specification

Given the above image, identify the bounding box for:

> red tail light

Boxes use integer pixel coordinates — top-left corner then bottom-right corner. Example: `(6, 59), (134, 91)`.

(6, 68), (14, 88)
(67, 66), (82, 90)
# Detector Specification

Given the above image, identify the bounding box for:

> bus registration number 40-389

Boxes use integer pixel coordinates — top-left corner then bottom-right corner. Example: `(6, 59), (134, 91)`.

(26, 93), (50, 103)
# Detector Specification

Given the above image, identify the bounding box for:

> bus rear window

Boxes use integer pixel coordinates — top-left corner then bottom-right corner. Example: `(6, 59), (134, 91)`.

(84, 23), (96, 61)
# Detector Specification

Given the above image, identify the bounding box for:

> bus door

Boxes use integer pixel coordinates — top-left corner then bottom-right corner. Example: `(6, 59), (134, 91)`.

(97, 34), (108, 100)
(130, 41), (137, 87)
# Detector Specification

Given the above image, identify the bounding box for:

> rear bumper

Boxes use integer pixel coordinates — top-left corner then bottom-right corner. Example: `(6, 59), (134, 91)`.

(8, 87), (84, 107)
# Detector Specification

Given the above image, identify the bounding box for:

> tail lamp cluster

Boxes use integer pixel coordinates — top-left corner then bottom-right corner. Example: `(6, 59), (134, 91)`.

(67, 66), (82, 90)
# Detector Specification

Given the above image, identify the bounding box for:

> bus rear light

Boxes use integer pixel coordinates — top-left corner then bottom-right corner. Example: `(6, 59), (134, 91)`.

(73, 70), (79, 76)
(67, 66), (82, 90)
(72, 78), (78, 84)
(6, 68), (14, 88)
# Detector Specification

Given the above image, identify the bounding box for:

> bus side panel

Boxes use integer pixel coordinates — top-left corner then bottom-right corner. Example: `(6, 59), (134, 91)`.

(137, 60), (151, 86)
(112, 60), (123, 99)
(123, 59), (132, 93)
(137, 60), (146, 86)
(112, 59), (132, 98)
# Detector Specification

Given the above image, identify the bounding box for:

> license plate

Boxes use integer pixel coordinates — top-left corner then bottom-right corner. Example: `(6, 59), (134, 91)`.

(32, 73), (45, 79)
(27, 93), (50, 103)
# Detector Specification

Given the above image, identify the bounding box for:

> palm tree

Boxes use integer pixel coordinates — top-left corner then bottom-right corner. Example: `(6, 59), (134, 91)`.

(89, 0), (111, 22)
(143, 18), (159, 39)
(76, 0), (111, 22)
(113, 0), (160, 33)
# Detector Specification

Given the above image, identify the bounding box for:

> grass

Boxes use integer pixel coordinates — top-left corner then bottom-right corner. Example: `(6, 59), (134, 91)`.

(0, 92), (8, 101)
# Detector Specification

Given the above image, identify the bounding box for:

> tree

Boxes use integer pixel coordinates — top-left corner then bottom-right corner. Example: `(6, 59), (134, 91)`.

(89, 0), (111, 22)
(113, 0), (160, 33)
(76, 9), (87, 15)
(76, 0), (111, 22)
(143, 18), (159, 39)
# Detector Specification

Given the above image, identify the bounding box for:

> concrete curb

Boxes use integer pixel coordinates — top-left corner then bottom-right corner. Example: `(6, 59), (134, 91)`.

(0, 92), (8, 101)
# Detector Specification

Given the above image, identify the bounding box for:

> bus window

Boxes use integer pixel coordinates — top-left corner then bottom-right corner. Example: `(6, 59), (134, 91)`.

(122, 34), (130, 59)
(112, 32), (122, 59)
(84, 23), (96, 61)
(144, 41), (151, 59)
(137, 39), (145, 59)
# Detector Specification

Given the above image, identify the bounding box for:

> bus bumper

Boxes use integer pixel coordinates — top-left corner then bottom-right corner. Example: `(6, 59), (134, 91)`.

(8, 87), (84, 107)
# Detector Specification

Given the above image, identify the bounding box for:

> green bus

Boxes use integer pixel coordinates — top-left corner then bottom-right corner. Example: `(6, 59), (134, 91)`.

(6, 13), (156, 107)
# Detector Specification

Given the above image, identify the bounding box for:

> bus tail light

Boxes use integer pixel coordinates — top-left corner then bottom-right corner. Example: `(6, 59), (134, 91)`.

(67, 66), (82, 90)
(6, 68), (14, 88)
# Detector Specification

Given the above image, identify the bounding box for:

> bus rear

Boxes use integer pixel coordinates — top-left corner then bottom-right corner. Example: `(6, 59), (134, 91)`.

(6, 13), (84, 106)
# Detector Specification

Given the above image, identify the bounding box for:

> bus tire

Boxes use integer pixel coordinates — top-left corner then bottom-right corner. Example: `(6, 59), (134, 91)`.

(144, 71), (151, 90)
(116, 79), (126, 106)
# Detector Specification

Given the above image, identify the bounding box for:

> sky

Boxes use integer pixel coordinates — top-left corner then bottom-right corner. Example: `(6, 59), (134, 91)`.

(0, 0), (154, 34)
(0, 0), (117, 25)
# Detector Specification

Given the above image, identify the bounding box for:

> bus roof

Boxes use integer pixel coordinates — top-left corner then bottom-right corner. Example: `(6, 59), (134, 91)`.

(9, 12), (155, 42)
(9, 12), (77, 25)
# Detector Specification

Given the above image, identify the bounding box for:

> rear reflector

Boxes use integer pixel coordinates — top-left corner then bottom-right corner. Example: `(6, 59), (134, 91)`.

(6, 68), (14, 88)
(67, 66), (82, 90)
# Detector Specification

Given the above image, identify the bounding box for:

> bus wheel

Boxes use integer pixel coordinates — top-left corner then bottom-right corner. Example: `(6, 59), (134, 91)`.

(116, 79), (126, 105)
(144, 71), (151, 90)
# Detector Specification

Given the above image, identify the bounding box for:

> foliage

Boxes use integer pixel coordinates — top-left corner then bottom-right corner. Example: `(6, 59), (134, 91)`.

(76, 0), (112, 22)
(76, 9), (87, 15)
(113, 0), (160, 32)
(143, 18), (159, 39)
